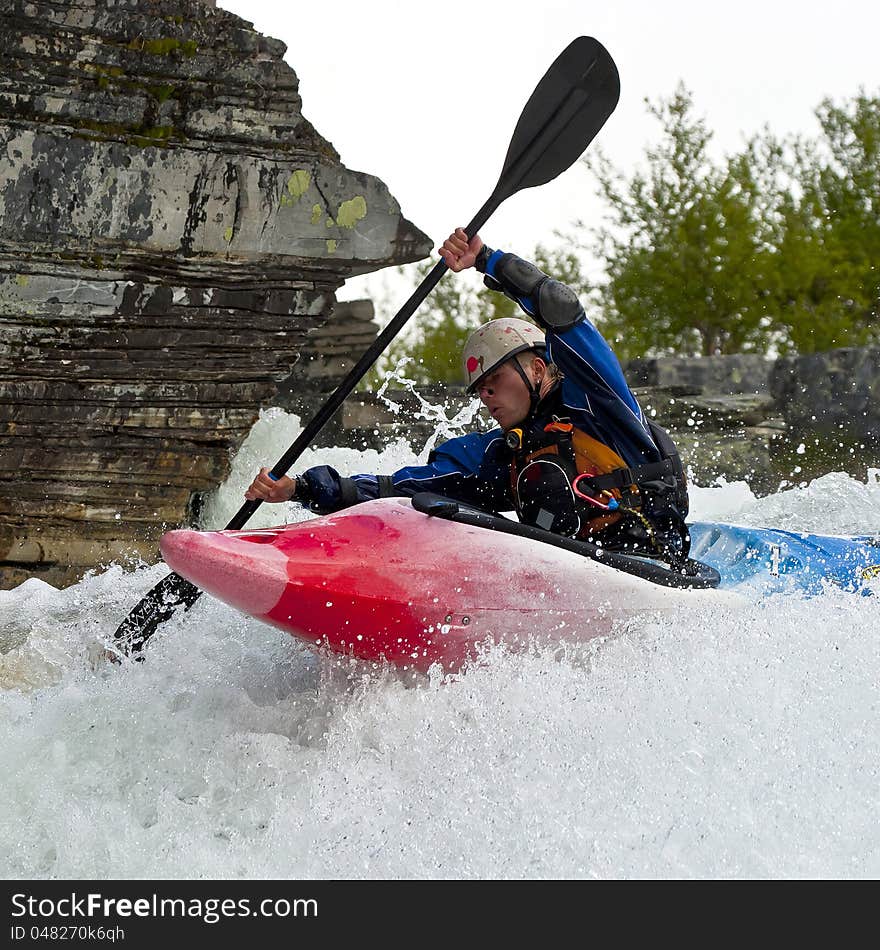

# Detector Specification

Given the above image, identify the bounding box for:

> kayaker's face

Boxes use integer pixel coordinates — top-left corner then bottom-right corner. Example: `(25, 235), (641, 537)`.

(475, 358), (535, 430)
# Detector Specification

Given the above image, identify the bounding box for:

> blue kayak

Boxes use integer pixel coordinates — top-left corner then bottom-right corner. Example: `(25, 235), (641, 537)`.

(689, 522), (880, 595)
(411, 494), (880, 595)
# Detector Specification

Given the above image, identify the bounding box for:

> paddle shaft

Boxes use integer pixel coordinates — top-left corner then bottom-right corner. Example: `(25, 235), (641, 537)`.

(231, 79), (600, 529)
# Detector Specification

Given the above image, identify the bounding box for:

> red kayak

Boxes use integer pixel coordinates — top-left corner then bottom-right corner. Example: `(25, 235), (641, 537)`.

(159, 497), (732, 673)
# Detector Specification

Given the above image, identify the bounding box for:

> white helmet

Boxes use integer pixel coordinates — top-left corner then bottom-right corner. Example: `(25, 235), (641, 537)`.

(462, 318), (546, 393)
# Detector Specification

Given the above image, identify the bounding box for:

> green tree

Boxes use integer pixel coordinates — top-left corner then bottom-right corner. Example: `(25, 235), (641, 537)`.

(772, 91), (880, 351)
(581, 84), (780, 359)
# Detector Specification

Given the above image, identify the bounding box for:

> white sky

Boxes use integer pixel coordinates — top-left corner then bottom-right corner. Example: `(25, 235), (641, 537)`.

(218, 0), (880, 305)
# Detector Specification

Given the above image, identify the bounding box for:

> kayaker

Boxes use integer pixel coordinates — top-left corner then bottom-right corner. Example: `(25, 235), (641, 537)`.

(246, 229), (690, 562)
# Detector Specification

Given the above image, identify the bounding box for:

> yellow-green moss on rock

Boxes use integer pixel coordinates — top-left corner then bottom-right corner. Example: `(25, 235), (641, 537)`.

(336, 195), (367, 229)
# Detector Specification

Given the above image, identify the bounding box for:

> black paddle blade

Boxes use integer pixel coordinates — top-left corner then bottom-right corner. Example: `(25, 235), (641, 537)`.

(494, 36), (619, 200)
(113, 571), (201, 656)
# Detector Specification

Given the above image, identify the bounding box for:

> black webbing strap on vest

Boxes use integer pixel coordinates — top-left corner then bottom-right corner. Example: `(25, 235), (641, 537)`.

(585, 457), (680, 493)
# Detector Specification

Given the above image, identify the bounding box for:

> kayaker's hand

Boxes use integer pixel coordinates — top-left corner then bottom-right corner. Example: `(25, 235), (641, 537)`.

(439, 228), (483, 272)
(245, 467), (296, 503)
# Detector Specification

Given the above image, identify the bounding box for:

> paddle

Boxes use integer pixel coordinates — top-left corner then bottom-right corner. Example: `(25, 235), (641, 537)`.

(112, 35), (621, 657)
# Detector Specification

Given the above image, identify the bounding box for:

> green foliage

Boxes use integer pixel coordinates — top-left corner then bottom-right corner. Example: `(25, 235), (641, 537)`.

(580, 84), (880, 357)
(582, 85), (783, 358)
(771, 92), (880, 351)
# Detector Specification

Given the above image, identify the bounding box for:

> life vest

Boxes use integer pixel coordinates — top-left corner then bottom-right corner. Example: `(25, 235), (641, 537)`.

(507, 417), (690, 560)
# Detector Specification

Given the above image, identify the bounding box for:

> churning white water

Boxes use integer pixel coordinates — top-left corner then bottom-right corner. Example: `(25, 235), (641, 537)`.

(2, 405), (879, 879)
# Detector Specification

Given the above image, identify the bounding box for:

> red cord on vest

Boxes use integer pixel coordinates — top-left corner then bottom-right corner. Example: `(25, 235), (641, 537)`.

(572, 474), (620, 510)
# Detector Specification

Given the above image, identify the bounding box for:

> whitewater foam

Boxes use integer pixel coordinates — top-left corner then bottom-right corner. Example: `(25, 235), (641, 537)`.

(1, 407), (878, 879)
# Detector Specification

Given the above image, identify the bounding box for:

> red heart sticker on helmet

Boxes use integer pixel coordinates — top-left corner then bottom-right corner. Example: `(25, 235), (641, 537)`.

(466, 356), (479, 373)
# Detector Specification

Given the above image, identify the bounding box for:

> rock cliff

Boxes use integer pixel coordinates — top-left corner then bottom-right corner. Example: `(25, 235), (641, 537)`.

(0, 0), (431, 588)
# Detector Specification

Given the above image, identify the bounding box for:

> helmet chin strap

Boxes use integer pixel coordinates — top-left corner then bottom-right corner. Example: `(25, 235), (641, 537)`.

(509, 357), (542, 413)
